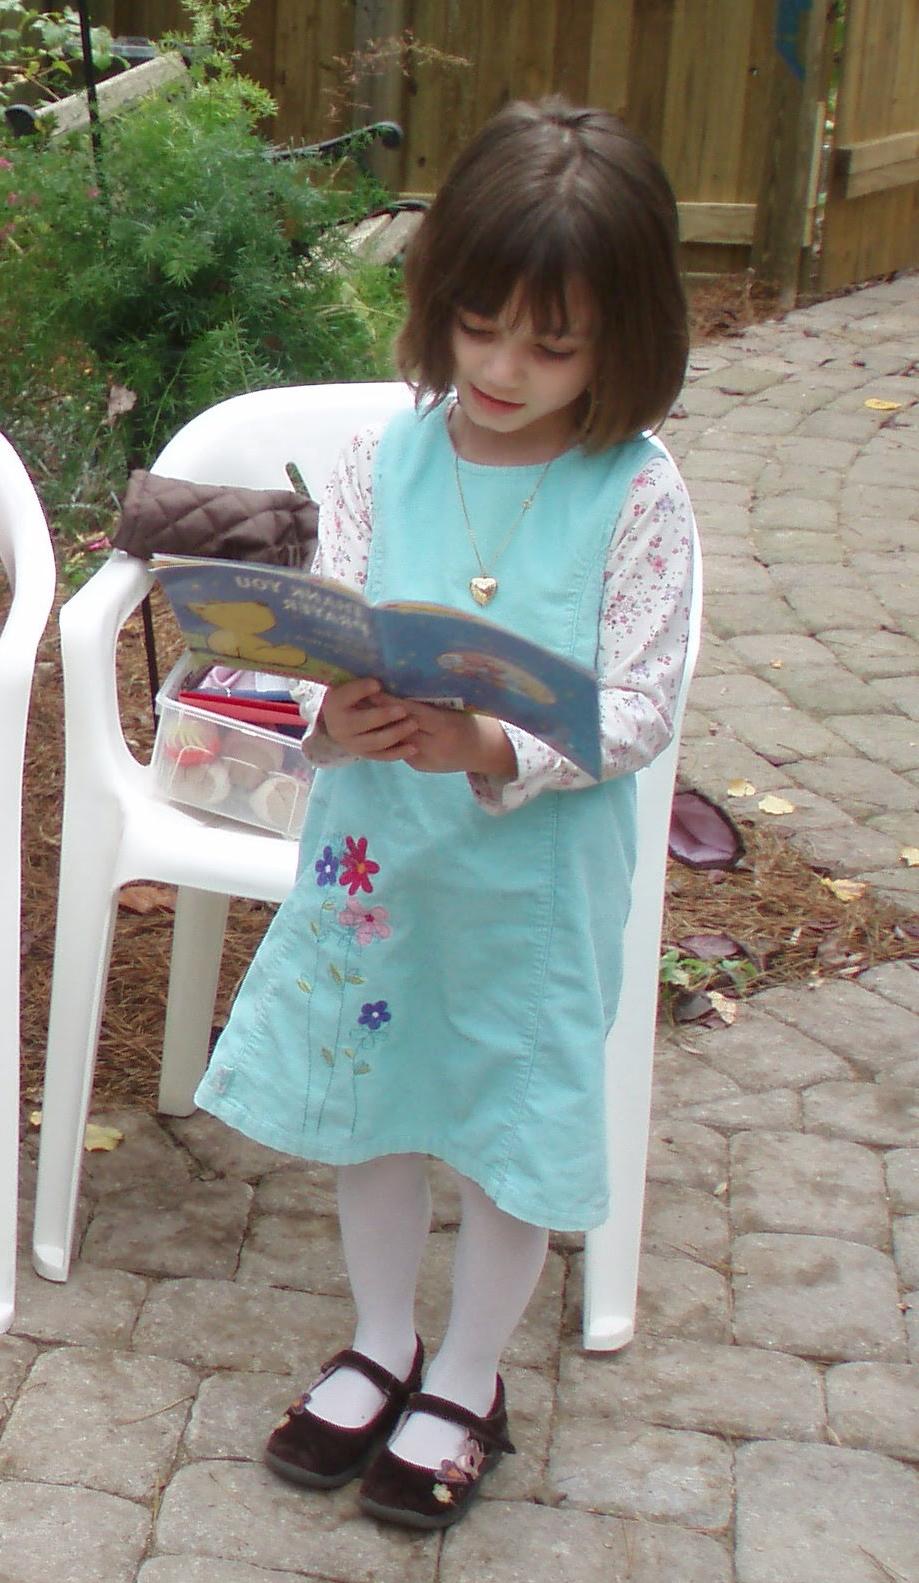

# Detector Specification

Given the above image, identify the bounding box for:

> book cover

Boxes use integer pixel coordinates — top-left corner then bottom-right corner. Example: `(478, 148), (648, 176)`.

(152, 555), (602, 778)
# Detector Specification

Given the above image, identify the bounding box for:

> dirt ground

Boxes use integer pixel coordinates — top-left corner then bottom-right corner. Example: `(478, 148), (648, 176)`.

(10, 274), (918, 1111)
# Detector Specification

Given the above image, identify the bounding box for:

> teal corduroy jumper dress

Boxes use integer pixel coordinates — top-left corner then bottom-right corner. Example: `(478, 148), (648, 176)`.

(195, 403), (656, 1230)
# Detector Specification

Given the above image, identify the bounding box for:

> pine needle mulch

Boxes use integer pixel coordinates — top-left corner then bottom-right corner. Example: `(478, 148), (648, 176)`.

(10, 581), (915, 1114)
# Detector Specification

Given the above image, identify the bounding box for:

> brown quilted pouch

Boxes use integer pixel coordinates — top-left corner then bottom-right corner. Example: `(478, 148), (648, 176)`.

(113, 470), (319, 568)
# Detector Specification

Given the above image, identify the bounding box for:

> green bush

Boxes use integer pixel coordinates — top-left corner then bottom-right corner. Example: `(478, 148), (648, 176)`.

(0, 67), (404, 556)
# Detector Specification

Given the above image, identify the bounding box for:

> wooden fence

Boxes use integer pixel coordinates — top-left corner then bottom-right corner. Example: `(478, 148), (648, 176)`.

(109, 0), (919, 301)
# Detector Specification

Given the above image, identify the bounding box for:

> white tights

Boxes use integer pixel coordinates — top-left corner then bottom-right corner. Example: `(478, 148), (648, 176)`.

(306, 1153), (549, 1469)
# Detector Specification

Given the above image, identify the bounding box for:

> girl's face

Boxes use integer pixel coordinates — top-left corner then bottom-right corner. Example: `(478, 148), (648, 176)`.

(450, 281), (596, 459)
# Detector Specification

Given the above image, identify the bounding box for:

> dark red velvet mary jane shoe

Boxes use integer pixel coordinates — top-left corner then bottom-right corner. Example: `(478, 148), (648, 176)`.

(264, 1337), (424, 1489)
(358, 1377), (515, 1530)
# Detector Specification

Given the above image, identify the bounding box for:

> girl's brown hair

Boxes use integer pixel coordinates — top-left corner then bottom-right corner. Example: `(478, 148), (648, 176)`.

(396, 97), (688, 450)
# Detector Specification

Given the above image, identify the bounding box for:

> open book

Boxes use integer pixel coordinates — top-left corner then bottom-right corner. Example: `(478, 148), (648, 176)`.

(152, 555), (602, 778)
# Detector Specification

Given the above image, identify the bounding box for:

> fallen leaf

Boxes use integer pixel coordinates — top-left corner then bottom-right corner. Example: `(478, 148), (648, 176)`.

(677, 932), (743, 959)
(820, 876), (867, 903)
(758, 794), (796, 815)
(713, 1181), (728, 1197)
(900, 846), (919, 867)
(708, 990), (737, 1025)
(29, 1109), (42, 1128)
(119, 883), (177, 914)
(106, 383), (137, 425)
(84, 1121), (124, 1152)
(727, 779), (756, 798)
(864, 398), (902, 411)
(769, 658), (784, 668)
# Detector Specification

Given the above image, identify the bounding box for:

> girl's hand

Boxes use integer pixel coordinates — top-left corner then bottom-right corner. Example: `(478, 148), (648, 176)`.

(402, 700), (517, 777)
(321, 677), (420, 762)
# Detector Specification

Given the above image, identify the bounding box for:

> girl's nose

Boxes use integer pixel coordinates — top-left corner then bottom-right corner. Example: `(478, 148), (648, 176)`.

(483, 339), (523, 387)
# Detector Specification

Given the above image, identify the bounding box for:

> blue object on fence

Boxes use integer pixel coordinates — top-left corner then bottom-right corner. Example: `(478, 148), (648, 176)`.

(775, 0), (811, 81)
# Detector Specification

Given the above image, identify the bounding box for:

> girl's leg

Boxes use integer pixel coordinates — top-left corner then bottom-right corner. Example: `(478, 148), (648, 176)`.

(388, 1171), (549, 1467)
(307, 1152), (431, 1429)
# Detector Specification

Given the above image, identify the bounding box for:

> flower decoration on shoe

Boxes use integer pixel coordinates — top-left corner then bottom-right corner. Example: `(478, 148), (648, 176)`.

(264, 1338), (424, 1491)
(359, 1378), (515, 1530)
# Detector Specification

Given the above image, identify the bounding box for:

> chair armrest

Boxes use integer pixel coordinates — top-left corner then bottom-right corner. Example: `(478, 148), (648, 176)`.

(58, 552), (155, 789)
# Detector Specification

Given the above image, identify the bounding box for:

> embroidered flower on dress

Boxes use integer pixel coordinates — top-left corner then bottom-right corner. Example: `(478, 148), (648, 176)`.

(339, 834), (380, 896)
(358, 1000), (391, 1031)
(339, 901), (391, 944)
(314, 845), (340, 886)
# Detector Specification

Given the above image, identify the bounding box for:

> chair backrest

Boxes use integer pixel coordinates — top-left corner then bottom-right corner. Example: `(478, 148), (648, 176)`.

(0, 431), (55, 1327)
(152, 381), (415, 498)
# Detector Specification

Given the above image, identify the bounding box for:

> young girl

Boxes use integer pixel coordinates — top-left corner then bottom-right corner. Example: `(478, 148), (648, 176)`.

(195, 96), (696, 1530)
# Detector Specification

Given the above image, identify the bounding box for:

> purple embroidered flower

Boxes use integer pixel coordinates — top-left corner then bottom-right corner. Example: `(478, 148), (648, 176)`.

(358, 1000), (391, 1031)
(315, 845), (339, 886)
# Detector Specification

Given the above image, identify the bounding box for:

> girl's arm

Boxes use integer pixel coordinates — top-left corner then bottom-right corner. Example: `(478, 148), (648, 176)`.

(292, 427), (382, 765)
(468, 450), (696, 814)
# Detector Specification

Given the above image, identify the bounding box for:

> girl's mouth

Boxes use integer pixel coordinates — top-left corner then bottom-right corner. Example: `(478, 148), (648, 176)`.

(470, 384), (525, 413)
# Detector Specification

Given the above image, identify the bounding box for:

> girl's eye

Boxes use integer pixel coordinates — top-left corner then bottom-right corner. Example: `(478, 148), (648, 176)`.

(536, 344), (576, 361)
(457, 320), (494, 339)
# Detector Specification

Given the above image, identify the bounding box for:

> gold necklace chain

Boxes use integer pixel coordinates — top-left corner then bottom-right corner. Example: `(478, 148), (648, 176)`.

(453, 447), (555, 607)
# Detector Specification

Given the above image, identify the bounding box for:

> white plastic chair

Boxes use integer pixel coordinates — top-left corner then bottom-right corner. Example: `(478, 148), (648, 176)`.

(31, 382), (413, 1284)
(32, 381), (701, 1361)
(584, 522), (702, 1349)
(0, 433), (56, 1333)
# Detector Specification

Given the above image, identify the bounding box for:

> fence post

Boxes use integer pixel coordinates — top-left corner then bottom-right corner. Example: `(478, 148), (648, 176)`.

(352, 0), (409, 183)
(751, 0), (831, 305)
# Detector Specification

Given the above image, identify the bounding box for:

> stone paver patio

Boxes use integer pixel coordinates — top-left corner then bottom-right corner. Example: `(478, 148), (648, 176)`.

(3, 273), (918, 1581)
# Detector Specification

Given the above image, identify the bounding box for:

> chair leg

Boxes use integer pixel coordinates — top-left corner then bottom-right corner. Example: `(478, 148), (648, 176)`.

(158, 886), (230, 1116)
(32, 853), (119, 1284)
(583, 1027), (655, 1352)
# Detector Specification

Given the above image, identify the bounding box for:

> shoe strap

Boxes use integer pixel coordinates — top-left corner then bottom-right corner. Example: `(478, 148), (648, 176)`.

(316, 1346), (411, 1402)
(404, 1389), (516, 1455)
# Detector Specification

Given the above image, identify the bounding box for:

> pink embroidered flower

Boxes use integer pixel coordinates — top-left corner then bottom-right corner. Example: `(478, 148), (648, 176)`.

(338, 834), (379, 896)
(339, 901), (391, 944)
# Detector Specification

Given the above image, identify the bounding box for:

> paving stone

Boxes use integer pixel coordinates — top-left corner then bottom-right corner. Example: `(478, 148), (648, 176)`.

(681, 450), (767, 484)
(677, 735), (786, 796)
(703, 594), (807, 639)
(779, 665), (889, 715)
(726, 632), (839, 667)
(0, 1482), (150, 1583)
(705, 705), (850, 761)
(133, 1278), (351, 1374)
(826, 1361), (919, 1462)
(0, 1334), (37, 1428)
(0, 1345), (196, 1499)
(185, 1368), (294, 1463)
(78, 1109), (194, 1198)
(886, 1148), (919, 1212)
(733, 1233), (907, 1360)
(907, 1291), (919, 1359)
(874, 672), (919, 719)
(640, 1181), (730, 1266)
(819, 626), (919, 678)
(694, 554), (772, 594)
(676, 1086), (802, 1133)
(825, 711), (919, 771)
(755, 978), (919, 1078)
(154, 1460), (437, 1581)
(650, 1041), (741, 1116)
(693, 1007), (852, 1092)
(549, 1418), (732, 1528)
(634, 1251), (732, 1342)
(791, 820), (906, 875)
(560, 1336), (822, 1440)
(82, 1178), (252, 1279)
(867, 809), (919, 845)
(168, 1110), (303, 1180)
(757, 464), (843, 501)
(803, 1081), (919, 1147)
(250, 1159), (338, 1219)
(734, 1440), (919, 1583)
(736, 783), (856, 829)
(693, 631), (749, 675)
(688, 672), (789, 709)
(439, 1499), (733, 1583)
(237, 1215), (346, 1294)
(893, 1215), (919, 1287)
(753, 494), (838, 530)
(10, 1261), (148, 1347)
(731, 1131), (888, 1245)
(645, 1117), (729, 1190)
(140, 1562), (302, 1583)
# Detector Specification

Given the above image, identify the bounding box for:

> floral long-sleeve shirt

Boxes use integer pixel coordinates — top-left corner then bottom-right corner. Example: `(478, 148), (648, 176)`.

(294, 422), (696, 814)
